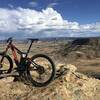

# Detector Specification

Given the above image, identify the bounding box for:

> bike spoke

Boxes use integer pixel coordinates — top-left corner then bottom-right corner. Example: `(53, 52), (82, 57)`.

(27, 54), (55, 87)
(2, 63), (8, 67)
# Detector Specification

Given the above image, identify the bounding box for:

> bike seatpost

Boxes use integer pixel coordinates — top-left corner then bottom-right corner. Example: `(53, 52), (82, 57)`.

(25, 40), (33, 58)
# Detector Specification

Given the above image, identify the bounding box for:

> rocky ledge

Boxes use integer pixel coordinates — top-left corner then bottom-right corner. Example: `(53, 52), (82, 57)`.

(0, 64), (100, 100)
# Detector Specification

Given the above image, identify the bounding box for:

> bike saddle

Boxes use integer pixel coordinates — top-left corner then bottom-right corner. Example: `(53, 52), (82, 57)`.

(28, 38), (39, 42)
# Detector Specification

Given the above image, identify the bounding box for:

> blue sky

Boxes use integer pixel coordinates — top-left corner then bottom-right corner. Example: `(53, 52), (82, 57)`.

(0, 0), (100, 39)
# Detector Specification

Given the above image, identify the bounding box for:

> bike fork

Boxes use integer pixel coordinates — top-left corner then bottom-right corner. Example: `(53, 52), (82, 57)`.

(0, 47), (8, 68)
(0, 54), (5, 68)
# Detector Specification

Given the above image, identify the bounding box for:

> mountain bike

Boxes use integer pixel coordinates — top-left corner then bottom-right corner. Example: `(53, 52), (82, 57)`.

(0, 37), (55, 87)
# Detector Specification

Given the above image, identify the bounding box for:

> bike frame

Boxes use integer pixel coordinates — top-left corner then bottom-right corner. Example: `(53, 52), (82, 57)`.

(0, 40), (33, 67)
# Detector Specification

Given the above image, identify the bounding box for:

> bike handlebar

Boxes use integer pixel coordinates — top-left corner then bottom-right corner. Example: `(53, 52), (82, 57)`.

(6, 37), (38, 43)
(6, 37), (13, 43)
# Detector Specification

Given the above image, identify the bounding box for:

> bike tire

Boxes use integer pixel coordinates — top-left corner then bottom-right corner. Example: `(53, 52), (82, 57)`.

(0, 53), (13, 73)
(27, 54), (55, 87)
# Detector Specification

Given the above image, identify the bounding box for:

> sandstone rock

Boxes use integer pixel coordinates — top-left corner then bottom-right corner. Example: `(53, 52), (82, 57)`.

(57, 63), (77, 72)
(66, 64), (77, 72)
(0, 63), (99, 100)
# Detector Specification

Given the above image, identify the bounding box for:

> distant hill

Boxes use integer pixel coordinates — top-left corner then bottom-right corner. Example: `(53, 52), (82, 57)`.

(0, 36), (100, 43)
(58, 37), (100, 59)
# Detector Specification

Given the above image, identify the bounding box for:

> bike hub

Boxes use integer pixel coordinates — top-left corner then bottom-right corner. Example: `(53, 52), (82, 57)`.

(37, 66), (45, 75)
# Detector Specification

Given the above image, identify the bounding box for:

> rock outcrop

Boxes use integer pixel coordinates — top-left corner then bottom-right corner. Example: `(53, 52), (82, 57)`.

(0, 64), (100, 100)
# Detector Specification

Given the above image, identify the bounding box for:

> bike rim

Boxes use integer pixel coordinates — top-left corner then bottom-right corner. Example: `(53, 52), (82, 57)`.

(29, 57), (53, 83)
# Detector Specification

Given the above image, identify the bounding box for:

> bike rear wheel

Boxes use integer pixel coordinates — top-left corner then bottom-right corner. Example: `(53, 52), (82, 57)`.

(27, 54), (55, 87)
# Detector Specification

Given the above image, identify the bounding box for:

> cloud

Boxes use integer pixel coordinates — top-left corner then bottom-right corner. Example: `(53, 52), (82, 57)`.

(28, 1), (38, 7)
(47, 2), (58, 8)
(0, 7), (100, 38)
(8, 4), (14, 8)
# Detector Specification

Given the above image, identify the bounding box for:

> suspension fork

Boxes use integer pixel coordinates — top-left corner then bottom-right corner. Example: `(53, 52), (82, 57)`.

(0, 54), (5, 64)
(0, 46), (9, 65)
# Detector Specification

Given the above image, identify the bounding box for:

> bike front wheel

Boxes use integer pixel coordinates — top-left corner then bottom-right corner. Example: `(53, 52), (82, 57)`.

(27, 54), (55, 87)
(0, 53), (13, 74)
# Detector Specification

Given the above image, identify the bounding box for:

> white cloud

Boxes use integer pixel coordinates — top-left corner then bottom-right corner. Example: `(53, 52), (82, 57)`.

(47, 2), (58, 8)
(8, 4), (14, 8)
(0, 7), (100, 38)
(28, 1), (38, 7)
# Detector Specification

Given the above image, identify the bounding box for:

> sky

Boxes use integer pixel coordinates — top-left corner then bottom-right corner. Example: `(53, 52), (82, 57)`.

(0, 0), (100, 39)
